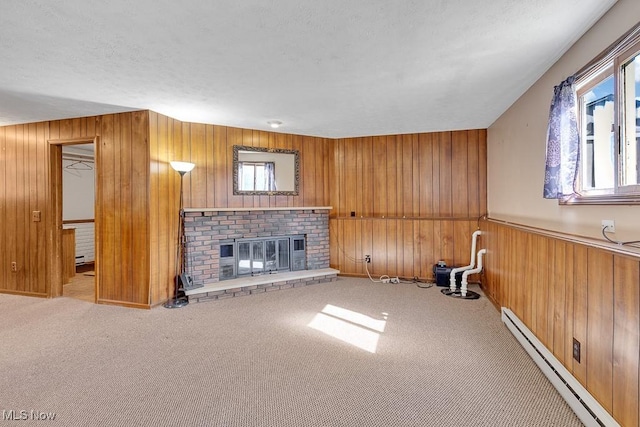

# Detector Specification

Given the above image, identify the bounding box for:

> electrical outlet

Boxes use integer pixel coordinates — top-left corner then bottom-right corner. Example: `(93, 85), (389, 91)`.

(364, 255), (371, 263)
(602, 219), (615, 233)
(11, 262), (17, 272)
(390, 277), (400, 284)
(572, 338), (581, 363)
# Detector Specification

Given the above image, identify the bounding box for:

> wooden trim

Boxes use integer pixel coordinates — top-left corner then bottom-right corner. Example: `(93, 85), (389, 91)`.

(93, 134), (101, 305)
(335, 272), (369, 279)
(334, 216), (482, 221)
(486, 218), (640, 258)
(96, 299), (151, 310)
(0, 290), (47, 298)
(184, 206), (333, 213)
(48, 137), (96, 146)
(336, 272), (438, 283)
(48, 143), (63, 297)
(62, 219), (95, 224)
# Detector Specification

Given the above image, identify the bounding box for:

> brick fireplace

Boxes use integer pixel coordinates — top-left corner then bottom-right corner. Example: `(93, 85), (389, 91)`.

(182, 207), (333, 293)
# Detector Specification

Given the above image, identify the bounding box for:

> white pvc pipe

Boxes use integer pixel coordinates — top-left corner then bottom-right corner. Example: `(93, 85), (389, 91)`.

(449, 230), (482, 292)
(460, 249), (486, 297)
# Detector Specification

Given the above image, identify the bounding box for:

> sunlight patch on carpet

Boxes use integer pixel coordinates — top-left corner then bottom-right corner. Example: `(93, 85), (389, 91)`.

(308, 304), (388, 353)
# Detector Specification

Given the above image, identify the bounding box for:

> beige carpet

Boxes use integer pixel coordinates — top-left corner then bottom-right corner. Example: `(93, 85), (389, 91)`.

(0, 278), (582, 426)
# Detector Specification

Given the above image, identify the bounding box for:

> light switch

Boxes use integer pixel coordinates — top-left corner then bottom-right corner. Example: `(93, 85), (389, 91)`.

(32, 210), (41, 222)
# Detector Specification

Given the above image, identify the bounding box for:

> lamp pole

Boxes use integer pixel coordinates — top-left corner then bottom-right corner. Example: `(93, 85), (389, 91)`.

(164, 161), (195, 309)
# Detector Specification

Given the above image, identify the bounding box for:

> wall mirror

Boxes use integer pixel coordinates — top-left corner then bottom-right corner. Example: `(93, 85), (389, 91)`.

(233, 145), (299, 195)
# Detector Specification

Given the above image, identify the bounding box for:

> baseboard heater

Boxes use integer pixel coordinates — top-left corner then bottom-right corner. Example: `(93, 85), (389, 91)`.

(501, 308), (619, 427)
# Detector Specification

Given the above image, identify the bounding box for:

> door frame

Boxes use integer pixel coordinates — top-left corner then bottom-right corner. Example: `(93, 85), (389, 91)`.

(48, 136), (99, 300)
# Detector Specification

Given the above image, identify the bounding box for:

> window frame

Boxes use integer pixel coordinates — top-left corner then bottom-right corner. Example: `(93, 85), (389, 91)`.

(617, 40), (640, 196)
(238, 161), (276, 192)
(561, 23), (640, 206)
(574, 65), (615, 197)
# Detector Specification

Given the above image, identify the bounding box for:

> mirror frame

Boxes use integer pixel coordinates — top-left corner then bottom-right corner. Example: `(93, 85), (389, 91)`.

(233, 145), (300, 196)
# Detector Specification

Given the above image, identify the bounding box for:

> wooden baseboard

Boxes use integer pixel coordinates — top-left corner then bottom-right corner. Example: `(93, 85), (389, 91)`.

(0, 290), (48, 298)
(480, 284), (500, 312)
(97, 299), (151, 310)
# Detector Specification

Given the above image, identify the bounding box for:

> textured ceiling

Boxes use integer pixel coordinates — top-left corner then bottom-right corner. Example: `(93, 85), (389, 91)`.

(0, 0), (617, 138)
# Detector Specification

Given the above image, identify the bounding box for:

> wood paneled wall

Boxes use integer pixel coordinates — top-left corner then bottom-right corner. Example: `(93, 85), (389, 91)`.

(1, 110), (331, 307)
(147, 112), (332, 304)
(330, 130), (487, 277)
(481, 219), (640, 427)
(330, 130), (487, 218)
(1, 112), (482, 304)
(0, 121), (50, 296)
(92, 112), (150, 307)
(0, 112), (151, 307)
(331, 218), (479, 279)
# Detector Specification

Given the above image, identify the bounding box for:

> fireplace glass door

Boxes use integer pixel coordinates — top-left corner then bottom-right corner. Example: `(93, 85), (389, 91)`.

(237, 241), (267, 275)
(277, 239), (289, 270)
(237, 242), (251, 276)
(231, 235), (304, 279)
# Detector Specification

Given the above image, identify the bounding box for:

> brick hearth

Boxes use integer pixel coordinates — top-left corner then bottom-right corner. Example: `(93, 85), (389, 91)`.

(184, 268), (339, 303)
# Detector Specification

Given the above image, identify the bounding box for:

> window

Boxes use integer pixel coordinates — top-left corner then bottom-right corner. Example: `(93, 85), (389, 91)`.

(577, 71), (614, 192)
(570, 25), (640, 204)
(238, 161), (276, 192)
(620, 47), (640, 190)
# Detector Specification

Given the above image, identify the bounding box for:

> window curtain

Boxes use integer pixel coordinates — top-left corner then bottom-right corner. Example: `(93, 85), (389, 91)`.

(543, 76), (580, 199)
(265, 162), (276, 191)
(238, 162), (245, 190)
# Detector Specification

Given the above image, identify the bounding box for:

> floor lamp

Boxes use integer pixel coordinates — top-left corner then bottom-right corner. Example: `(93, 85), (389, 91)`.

(164, 161), (195, 309)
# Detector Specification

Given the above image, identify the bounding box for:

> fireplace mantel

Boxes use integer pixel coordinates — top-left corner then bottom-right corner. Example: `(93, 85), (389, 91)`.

(184, 206), (332, 213)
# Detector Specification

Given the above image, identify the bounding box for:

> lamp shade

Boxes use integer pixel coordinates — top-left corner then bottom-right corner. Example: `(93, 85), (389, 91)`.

(170, 161), (195, 173)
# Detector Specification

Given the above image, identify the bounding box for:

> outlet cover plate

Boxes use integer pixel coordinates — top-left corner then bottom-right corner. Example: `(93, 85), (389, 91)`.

(602, 219), (615, 233)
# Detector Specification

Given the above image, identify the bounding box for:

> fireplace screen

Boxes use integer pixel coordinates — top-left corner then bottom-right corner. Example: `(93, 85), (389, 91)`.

(220, 235), (304, 280)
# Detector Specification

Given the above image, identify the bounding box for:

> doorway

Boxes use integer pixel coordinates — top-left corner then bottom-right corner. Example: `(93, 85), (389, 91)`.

(49, 137), (98, 302)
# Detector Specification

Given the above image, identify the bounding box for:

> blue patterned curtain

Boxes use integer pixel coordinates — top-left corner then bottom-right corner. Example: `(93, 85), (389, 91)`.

(543, 76), (580, 199)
